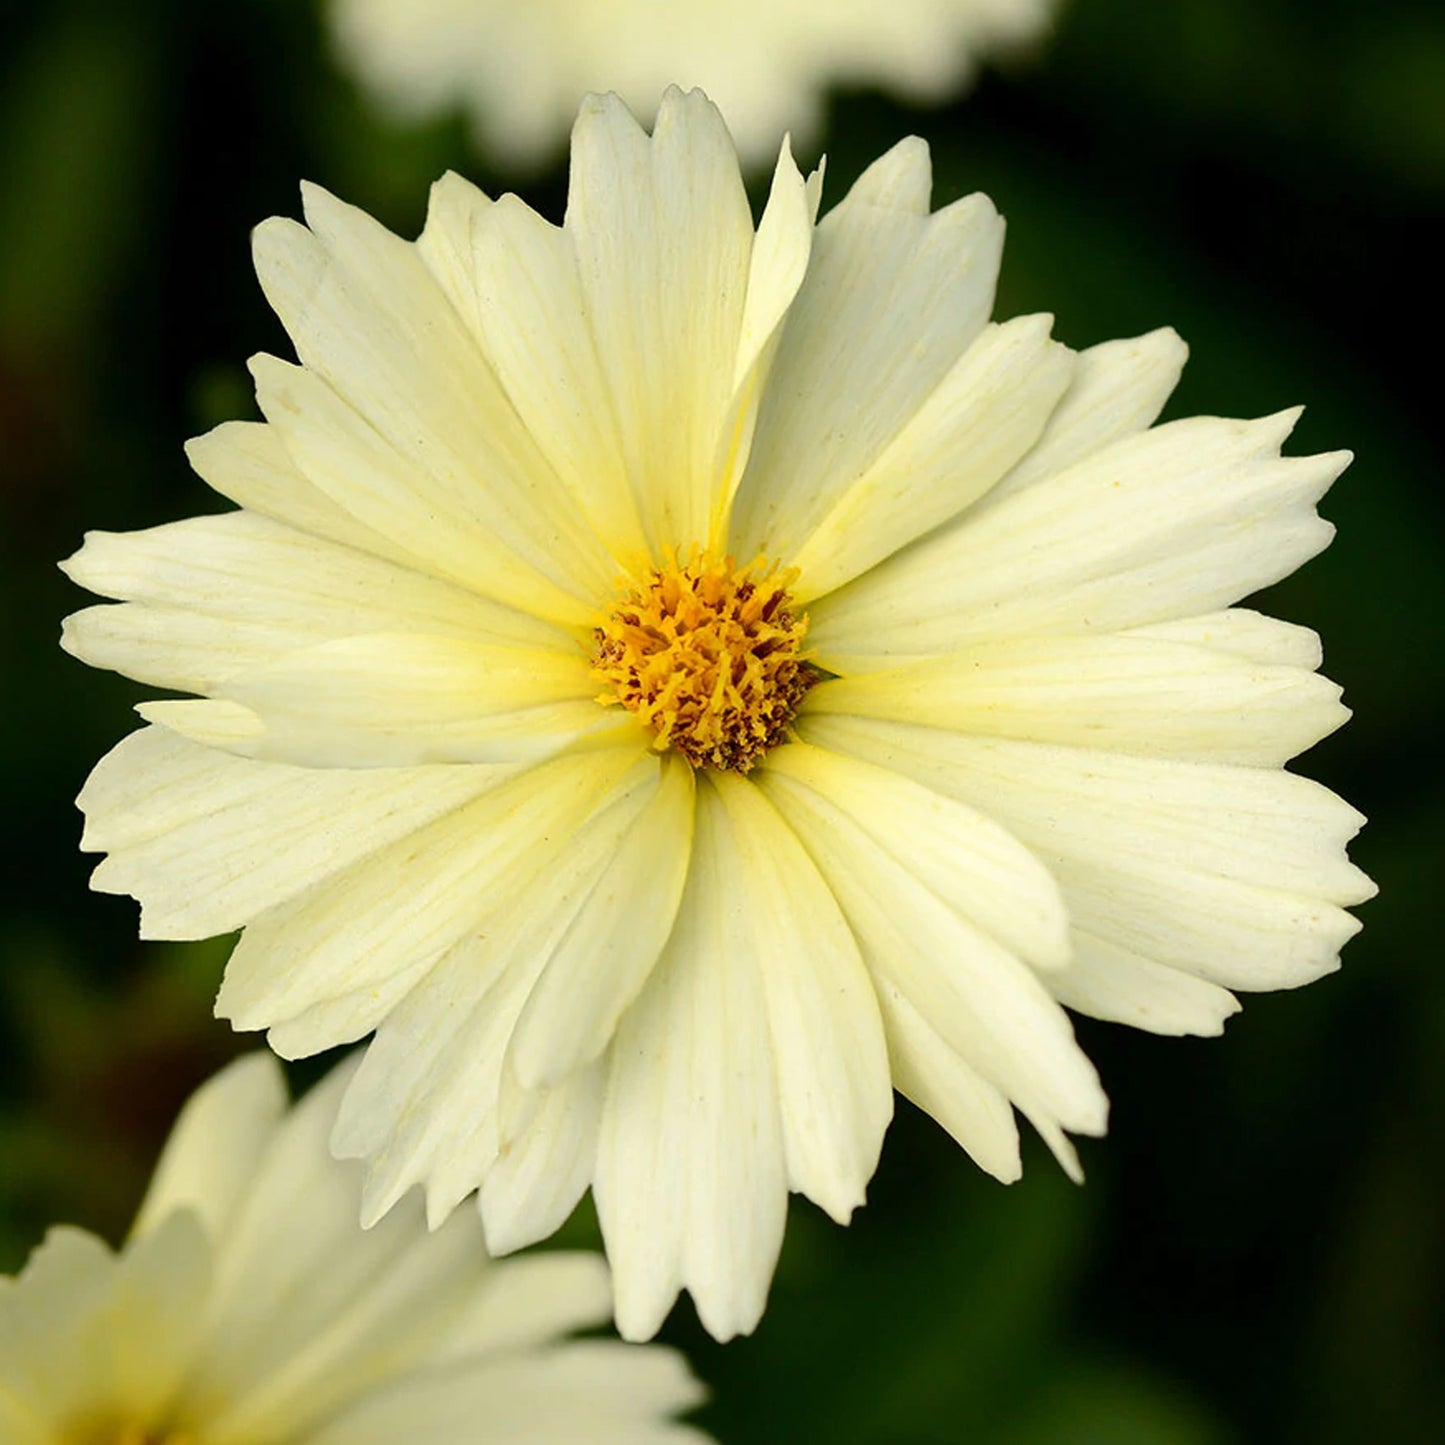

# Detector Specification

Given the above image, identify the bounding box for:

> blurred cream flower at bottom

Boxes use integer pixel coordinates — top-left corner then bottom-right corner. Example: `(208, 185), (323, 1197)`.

(0, 1054), (707, 1445)
(327, 0), (1058, 167)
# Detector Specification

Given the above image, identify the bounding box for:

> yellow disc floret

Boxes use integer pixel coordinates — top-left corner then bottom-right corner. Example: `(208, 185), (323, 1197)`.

(592, 550), (818, 773)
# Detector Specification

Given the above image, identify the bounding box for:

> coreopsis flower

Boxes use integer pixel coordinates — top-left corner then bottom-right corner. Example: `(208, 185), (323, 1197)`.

(0, 1054), (707, 1442)
(327, 0), (1057, 169)
(62, 90), (1374, 1341)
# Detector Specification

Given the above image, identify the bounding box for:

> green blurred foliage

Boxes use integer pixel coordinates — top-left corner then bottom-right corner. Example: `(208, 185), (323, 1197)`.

(1, 0), (1441, 1441)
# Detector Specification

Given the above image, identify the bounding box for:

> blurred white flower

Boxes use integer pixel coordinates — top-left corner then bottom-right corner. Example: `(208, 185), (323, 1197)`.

(327, 0), (1059, 168)
(0, 1054), (707, 1443)
(62, 90), (1373, 1343)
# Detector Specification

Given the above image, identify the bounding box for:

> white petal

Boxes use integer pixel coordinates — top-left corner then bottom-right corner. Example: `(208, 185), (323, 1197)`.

(760, 760), (1107, 1173)
(306, 1341), (708, 1445)
(788, 315), (1074, 602)
(60, 509), (562, 694)
(508, 754), (695, 1089)
(215, 748), (655, 1033)
(78, 725), (509, 940)
(881, 989), (1022, 1183)
(811, 410), (1348, 659)
(730, 138), (1004, 564)
(980, 327), (1188, 507)
(420, 173), (648, 561)
(807, 716), (1375, 996)
(595, 779), (788, 1342)
(567, 89), (754, 550)
(132, 1053), (288, 1242)
(807, 631), (1348, 766)
(708, 772), (893, 1224)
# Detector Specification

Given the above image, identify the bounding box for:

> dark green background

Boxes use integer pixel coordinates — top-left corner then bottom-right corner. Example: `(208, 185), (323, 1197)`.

(1, 1), (1440, 1440)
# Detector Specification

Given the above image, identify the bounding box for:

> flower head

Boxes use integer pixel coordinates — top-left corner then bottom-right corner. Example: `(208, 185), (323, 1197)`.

(327, 0), (1057, 168)
(0, 1054), (707, 1442)
(62, 90), (1374, 1342)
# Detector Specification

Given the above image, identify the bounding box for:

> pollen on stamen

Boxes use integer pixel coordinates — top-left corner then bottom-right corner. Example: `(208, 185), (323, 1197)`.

(591, 550), (819, 773)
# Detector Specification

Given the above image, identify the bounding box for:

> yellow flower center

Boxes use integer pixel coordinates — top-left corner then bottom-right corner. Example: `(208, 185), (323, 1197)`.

(64, 1419), (195, 1445)
(592, 551), (818, 773)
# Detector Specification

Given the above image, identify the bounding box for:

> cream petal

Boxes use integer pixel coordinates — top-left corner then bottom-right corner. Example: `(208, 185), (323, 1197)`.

(880, 989), (1022, 1184)
(811, 410), (1348, 660)
(204, 632), (609, 768)
(135, 699), (267, 751)
(0, 1219), (209, 1433)
(254, 182), (617, 610)
(185, 419), (437, 572)
(62, 603), (302, 697)
(428, 1252), (611, 1361)
(979, 327), (1189, 508)
(332, 771), (668, 1227)
(0, 1228), (116, 1429)
(735, 139), (816, 393)
(0, 1395), (42, 1444)
(1121, 608), (1324, 668)
(0, 1218), (210, 1431)
(479, 1060), (605, 1255)
(1052, 934), (1242, 1038)
(78, 725), (509, 940)
(759, 742), (1069, 971)
(177, 1064), (488, 1445)
(708, 772), (893, 1224)
(248, 352), (595, 627)
(788, 315), (1074, 602)
(703, 139), (818, 541)
(131, 1053), (288, 1242)
(595, 780), (788, 1343)
(409, 168), (492, 346)
(306, 1342), (708, 1445)
(508, 753), (695, 1089)
(760, 763), (1108, 1173)
(729, 138), (1004, 564)
(264, 952), (441, 1059)
(807, 716), (1375, 996)
(60, 510), (563, 694)
(806, 632), (1348, 766)
(215, 748), (655, 1033)
(93, 1215), (214, 1426)
(566, 89), (754, 550)
(334, 934), (536, 1231)
(422, 174), (648, 561)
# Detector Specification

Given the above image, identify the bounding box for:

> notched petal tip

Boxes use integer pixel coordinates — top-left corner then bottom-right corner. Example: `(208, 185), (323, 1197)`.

(298, 178), (356, 234)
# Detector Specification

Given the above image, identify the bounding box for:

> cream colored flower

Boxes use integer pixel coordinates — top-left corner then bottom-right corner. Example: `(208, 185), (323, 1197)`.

(62, 90), (1374, 1343)
(0, 1054), (707, 1443)
(328, 0), (1057, 168)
